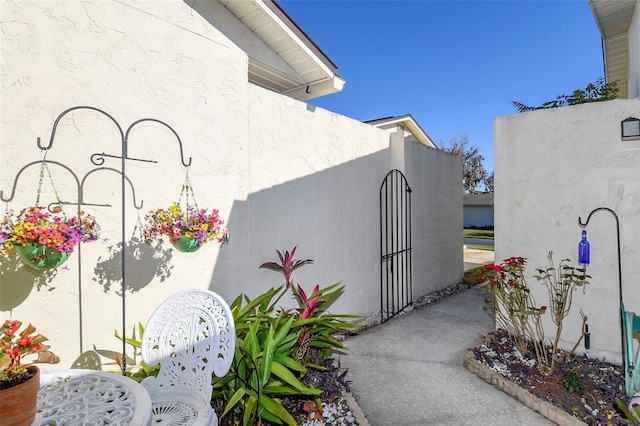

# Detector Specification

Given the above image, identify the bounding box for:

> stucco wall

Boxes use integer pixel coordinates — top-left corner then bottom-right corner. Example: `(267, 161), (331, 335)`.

(0, 0), (461, 369)
(409, 144), (463, 296)
(495, 99), (640, 364)
(1, 0), (251, 369)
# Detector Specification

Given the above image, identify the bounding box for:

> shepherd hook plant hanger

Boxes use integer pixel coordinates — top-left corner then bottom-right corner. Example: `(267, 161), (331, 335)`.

(577, 207), (624, 368)
(34, 105), (192, 375)
(1, 160), (144, 354)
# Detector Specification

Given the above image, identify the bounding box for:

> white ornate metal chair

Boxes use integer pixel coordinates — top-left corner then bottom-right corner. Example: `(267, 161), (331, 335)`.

(141, 289), (235, 426)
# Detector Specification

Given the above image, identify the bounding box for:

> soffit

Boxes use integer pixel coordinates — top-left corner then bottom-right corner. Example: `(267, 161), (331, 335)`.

(366, 115), (438, 149)
(588, 0), (636, 98)
(219, 0), (344, 100)
(588, 0), (636, 37)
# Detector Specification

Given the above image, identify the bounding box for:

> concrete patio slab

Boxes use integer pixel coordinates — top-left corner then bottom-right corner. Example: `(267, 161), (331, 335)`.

(340, 287), (553, 425)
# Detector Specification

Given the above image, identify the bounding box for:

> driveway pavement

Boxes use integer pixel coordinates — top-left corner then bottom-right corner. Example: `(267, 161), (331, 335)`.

(340, 251), (553, 425)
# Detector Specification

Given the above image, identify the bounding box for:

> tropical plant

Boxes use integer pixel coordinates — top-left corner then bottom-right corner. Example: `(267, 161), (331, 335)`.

(216, 306), (321, 426)
(0, 206), (100, 260)
(212, 247), (359, 426)
(0, 320), (59, 389)
(113, 322), (159, 382)
(512, 77), (619, 113)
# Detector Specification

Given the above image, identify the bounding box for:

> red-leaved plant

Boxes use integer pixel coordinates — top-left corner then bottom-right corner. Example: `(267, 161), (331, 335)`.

(260, 246), (358, 363)
(0, 320), (59, 389)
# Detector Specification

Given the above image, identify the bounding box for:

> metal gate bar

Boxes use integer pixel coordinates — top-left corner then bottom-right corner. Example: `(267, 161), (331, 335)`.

(380, 169), (412, 322)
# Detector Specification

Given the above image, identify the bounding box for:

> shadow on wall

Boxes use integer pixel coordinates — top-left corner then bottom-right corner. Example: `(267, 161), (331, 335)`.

(0, 160), (177, 310)
(210, 146), (460, 316)
(211, 150), (389, 312)
(0, 250), (61, 310)
(208, 148), (449, 317)
(92, 236), (174, 294)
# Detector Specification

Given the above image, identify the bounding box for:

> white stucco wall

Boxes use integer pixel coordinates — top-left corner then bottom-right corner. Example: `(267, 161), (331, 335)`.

(495, 99), (640, 364)
(1, 0), (250, 369)
(0, 0), (461, 370)
(408, 144), (463, 295)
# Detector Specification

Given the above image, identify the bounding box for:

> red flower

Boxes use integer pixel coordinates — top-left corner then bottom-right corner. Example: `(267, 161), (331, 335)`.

(485, 264), (503, 272)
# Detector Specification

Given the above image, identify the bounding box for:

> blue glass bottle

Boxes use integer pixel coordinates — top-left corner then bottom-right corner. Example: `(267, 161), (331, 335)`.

(578, 230), (590, 265)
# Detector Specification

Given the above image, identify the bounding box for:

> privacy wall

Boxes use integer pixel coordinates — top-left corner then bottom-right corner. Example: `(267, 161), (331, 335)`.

(0, 1), (461, 368)
(495, 99), (640, 363)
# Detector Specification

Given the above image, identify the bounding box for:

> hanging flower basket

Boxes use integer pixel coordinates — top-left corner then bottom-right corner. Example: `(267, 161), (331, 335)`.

(1, 206), (100, 271)
(171, 235), (202, 253)
(143, 170), (228, 252)
(143, 203), (228, 253)
(15, 243), (71, 270)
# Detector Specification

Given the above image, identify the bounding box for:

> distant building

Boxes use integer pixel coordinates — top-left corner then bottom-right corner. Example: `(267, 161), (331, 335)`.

(463, 193), (494, 228)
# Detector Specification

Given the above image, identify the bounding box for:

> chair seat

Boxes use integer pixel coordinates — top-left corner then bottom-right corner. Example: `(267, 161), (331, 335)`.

(150, 399), (215, 426)
(146, 389), (217, 426)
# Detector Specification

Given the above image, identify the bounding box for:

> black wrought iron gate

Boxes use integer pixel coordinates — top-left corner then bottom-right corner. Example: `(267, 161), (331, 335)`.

(380, 169), (412, 323)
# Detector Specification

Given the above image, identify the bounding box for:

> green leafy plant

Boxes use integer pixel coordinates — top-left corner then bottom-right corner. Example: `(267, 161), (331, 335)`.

(563, 367), (582, 392)
(213, 247), (360, 426)
(113, 322), (159, 382)
(512, 77), (619, 113)
(216, 307), (321, 426)
(463, 266), (485, 285)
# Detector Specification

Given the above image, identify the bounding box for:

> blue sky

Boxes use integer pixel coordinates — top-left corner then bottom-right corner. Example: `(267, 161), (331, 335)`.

(278, 0), (605, 173)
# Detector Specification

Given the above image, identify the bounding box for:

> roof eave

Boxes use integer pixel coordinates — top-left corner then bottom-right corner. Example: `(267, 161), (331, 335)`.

(366, 114), (438, 149)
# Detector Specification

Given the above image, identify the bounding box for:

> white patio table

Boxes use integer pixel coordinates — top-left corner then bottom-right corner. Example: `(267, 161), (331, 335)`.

(31, 369), (152, 426)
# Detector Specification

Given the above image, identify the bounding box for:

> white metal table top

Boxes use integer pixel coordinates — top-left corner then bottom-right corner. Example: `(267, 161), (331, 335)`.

(32, 369), (152, 426)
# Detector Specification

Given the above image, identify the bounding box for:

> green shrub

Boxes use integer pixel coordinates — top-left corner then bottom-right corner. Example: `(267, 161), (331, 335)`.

(212, 247), (360, 426)
(463, 267), (486, 285)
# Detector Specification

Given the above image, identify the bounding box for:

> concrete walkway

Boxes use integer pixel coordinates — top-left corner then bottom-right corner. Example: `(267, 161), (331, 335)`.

(340, 284), (553, 425)
(463, 248), (495, 272)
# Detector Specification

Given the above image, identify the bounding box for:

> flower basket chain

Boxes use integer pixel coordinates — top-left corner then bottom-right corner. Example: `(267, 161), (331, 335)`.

(0, 153), (101, 269)
(143, 168), (228, 252)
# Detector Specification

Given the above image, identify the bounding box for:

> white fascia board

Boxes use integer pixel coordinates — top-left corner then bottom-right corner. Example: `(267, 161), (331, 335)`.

(255, 1), (335, 79)
(282, 75), (346, 101)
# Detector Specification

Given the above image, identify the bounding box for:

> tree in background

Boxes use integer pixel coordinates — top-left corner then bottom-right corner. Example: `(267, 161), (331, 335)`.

(512, 77), (619, 113)
(484, 171), (494, 192)
(441, 134), (489, 193)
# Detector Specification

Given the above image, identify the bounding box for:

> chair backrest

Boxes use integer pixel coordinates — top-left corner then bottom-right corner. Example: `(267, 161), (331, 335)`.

(141, 289), (235, 399)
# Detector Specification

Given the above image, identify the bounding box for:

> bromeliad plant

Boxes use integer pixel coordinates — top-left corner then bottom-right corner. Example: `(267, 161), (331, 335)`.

(0, 206), (100, 260)
(0, 320), (59, 390)
(212, 247), (360, 426)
